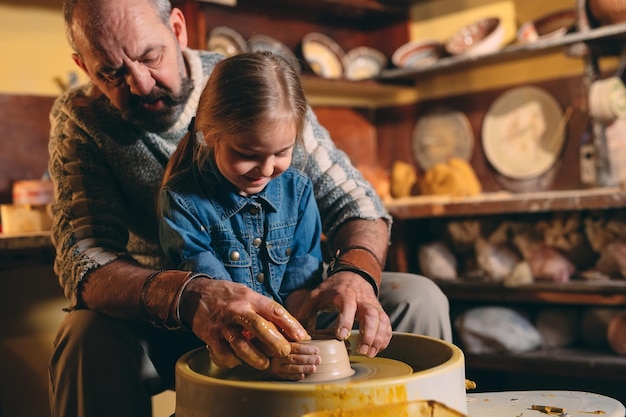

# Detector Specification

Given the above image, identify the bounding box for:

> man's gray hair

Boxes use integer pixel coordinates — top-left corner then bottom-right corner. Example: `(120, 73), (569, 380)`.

(63, 0), (172, 52)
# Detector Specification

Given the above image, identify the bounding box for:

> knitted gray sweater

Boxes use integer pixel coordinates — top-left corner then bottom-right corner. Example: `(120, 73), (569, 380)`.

(48, 49), (390, 307)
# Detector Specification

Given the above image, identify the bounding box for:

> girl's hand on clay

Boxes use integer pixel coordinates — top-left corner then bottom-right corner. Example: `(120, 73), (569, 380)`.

(266, 341), (321, 381)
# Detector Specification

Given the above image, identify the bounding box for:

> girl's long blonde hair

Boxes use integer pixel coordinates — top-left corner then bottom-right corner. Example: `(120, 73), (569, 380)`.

(162, 51), (307, 187)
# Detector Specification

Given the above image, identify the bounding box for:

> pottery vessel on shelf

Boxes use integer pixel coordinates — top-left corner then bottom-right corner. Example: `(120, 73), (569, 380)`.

(445, 17), (504, 57)
(343, 46), (388, 81)
(301, 32), (346, 79)
(588, 0), (626, 25)
(392, 39), (443, 69)
(517, 9), (577, 43)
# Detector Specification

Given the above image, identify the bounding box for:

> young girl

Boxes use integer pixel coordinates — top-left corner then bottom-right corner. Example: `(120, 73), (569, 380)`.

(158, 51), (323, 380)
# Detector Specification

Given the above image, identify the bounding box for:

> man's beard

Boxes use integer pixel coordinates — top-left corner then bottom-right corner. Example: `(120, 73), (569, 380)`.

(122, 76), (194, 132)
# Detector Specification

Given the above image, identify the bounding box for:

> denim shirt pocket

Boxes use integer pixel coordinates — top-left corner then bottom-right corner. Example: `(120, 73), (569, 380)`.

(266, 236), (293, 265)
(214, 239), (252, 268)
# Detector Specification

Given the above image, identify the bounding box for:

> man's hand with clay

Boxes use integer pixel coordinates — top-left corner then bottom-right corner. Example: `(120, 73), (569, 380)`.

(179, 278), (311, 369)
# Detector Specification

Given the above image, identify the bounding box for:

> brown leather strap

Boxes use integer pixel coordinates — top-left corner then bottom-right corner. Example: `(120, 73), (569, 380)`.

(140, 270), (208, 329)
(327, 246), (383, 296)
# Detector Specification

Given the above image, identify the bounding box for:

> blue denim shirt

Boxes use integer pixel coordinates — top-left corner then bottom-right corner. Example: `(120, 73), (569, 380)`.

(158, 158), (323, 305)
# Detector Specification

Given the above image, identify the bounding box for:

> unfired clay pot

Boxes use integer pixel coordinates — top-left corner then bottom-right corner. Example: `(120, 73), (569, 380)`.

(175, 331), (467, 417)
(299, 337), (355, 382)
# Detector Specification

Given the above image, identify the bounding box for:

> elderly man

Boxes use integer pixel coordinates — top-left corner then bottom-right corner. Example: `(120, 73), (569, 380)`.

(48, 0), (452, 415)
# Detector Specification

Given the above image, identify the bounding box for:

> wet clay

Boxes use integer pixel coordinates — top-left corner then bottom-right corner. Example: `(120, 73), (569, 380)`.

(299, 338), (355, 383)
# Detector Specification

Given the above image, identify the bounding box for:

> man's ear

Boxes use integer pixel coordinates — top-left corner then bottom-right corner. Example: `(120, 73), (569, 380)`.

(72, 53), (89, 75)
(169, 8), (188, 49)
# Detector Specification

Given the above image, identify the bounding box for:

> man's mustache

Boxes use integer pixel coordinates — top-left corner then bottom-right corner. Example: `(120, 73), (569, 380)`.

(129, 88), (184, 108)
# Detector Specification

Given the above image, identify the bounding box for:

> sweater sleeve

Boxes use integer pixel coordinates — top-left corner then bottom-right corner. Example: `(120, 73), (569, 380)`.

(48, 92), (136, 307)
(299, 108), (392, 242)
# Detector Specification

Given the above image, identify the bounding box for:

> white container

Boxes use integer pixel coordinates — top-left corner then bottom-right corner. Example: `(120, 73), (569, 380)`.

(589, 76), (626, 121)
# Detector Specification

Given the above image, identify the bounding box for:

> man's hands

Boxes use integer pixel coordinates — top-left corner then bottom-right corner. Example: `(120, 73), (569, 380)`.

(294, 270), (392, 357)
(175, 246), (391, 371)
(179, 278), (310, 370)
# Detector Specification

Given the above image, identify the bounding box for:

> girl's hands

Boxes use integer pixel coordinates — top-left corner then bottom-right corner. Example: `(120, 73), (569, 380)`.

(266, 341), (321, 380)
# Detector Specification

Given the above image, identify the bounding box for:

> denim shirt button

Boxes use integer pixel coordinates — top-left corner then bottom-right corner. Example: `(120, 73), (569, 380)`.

(286, 248), (292, 256)
(256, 272), (265, 283)
(249, 206), (260, 215)
(252, 238), (262, 248)
(230, 251), (240, 261)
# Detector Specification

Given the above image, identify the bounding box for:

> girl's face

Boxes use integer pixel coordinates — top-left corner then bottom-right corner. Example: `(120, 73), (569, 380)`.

(215, 121), (296, 196)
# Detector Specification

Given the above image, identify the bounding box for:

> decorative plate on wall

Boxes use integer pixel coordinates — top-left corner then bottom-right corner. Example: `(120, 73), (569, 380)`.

(206, 26), (247, 57)
(301, 32), (346, 79)
(482, 86), (566, 180)
(412, 106), (474, 171)
(247, 34), (302, 74)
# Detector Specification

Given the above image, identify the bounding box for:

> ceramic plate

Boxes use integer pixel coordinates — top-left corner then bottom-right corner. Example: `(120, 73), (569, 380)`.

(412, 106), (474, 170)
(301, 32), (346, 79)
(247, 34), (302, 74)
(206, 26), (247, 57)
(392, 39), (443, 69)
(482, 86), (566, 180)
(343, 46), (387, 81)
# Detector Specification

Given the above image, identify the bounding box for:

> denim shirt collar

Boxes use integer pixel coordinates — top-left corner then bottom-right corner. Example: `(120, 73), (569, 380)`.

(197, 156), (282, 220)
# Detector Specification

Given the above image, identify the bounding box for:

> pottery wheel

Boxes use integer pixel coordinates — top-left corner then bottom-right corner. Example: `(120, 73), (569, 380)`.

(207, 356), (413, 383)
(175, 333), (469, 417)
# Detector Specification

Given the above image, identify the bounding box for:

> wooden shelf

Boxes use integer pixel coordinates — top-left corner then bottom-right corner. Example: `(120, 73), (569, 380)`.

(465, 347), (626, 381)
(384, 187), (626, 219)
(442, 280), (626, 383)
(304, 23), (626, 104)
(301, 76), (417, 107)
(232, 0), (409, 16)
(435, 279), (626, 307)
(0, 232), (54, 268)
(189, 4), (626, 105)
(0, 231), (52, 251)
(378, 22), (626, 82)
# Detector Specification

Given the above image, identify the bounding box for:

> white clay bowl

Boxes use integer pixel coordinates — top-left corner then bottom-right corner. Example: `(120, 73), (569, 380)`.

(175, 332), (467, 417)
